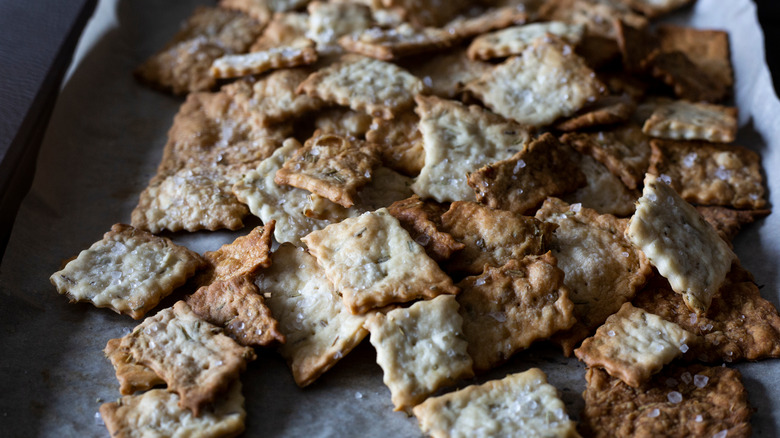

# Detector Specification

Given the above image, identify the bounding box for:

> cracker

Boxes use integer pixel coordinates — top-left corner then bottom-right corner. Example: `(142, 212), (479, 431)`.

(312, 108), (374, 138)
(115, 301), (256, 415)
(695, 206), (770, 243)
(386, 195), (464, 263)
(50, 224), (203, 320)
(646, 50), (727, 103)
(442, 6), (529, 39)
(134, 7), (262, 95)
(614, 19), (656, 74)
(307, 1), (373, 53)
(467, 133), (586, 215)
(626, 174), (736, 315)
(274, 131), (382, 208)
(302, 208), (459, 314)
(297, 54), (425, 120)
(563, 153), (639, 217)
(623, 0), (693, 18)
(633, 267), (780, 363)
(657, 24), (733, 95)
(642, 100), (737, 143)
(104, 338), (165, 396)
(250, 12), (309, 51)
(538, 0), (647, 40)
(465, 38), (604, 127)
(413, 368), (578, 438)
(575, 303), (696, 387)
(210, 39), (318, 79)
(580, 366), (752, 438)
(648, 139), (766, 209)
(411, 95), (532, 203)
(255, 243), (369, 386)
(535, 198), (652, 350)
(199, 223), (274, 285)
(220, 0), (311, 22)
(441, 201), (556, 276)
(364, 295), (473, 412)
(339, 24), (456, 61)
(100, 381), (245, 438)
(339, 166), (415, 212)
(405, 48), (492, 99)
(467, 21), (585, 61)
(458, 254), (576, 371)
(554, 95), (636, 132)
(365, 110), (424, 177)
(187, 276), (285, 347)
(561, 123), (650, 191)
(380, 0), (471, 27)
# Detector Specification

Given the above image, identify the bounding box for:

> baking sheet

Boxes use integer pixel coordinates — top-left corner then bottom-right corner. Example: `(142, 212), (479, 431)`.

(0, 0), (778, 436)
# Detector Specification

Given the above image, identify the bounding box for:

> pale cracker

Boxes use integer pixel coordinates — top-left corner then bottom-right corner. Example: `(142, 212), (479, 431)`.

(365, 110), (425, 177)
(104, 338), (165, 396)
(626, 174), (737, 315)
(467, 21), (585, 61)
(364, 295), (473, 412)
(255, 243), (369, 386)
(465, 38), (604, 127)
(441, 201), (556, 276)
(199, 223), (274, 285)
(312, 107), (373, 138)
(274, 131), (382, 208)
(405, 48), (492, 99)
(458, 253), (576, 372)
(467, 133), (586, 215)
(302, 208), (459, 314)
(100, 381), (245, 438)
(648, 139), (766, 209)
(412, 368), (579, 438)
(554, 94), (636, 132)
(563, 153), (639, 217)
(642, 100), (737, 143)
(411, 95), (532, 203)
(306, 1), (373, 53)
(386, 195), (464, 263)
(187, 276), (285, 347)
(210, 39), (318, 79)
(250, 12), (309, 51)
(441, 6), (529, 39)
(297, 54), (425, 120)
(338, 24), (456, 61)
(50, 224), (203, 320)
(537, 0), (647, 40)
(575, 303), (697, 387)
(116, 301), (256, 415)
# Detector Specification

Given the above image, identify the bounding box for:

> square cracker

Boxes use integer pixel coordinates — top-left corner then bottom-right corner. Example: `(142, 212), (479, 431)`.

(535, 198), (652, 347)
(302, 208), (459, 314)
(100, 381), (245, 438)
(115, 301), (256, 416)
(413, 368), (579, 438)
(365, 110), (425, 177)
(465, 38), (604, 127)
(574, 302), (696, 387)
(467, 21), (585, 61)
(626, 174), (736, 315)
(411, 95), (532, 203)
(649, 139), (766, 210)
(657, 24), (733, 94)
(50, 224), (203, 320)
(440, 201), (556, 276)
(580, 365), (752, 438)
(104, 338), (165, 396)
(562, 153), (639, 217)
(255, 243), (370, 387)
(642, 100), (737, 143)
(365, 295), (473, 412)
(338, 24), (456, 61)
(405, 48), (492, 100)
(467, 133), (586, 215)
(274, 130), (382, 208)
(458, 253), (576, 372)
(199, 223), (274, 285)
(186, 276), (285, 347)
(386, 195), (464, 263)
(210, 39), (318, 79)
(297, 54), (425, 120)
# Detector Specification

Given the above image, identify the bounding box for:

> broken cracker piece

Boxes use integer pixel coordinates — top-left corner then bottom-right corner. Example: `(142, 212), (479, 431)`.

(365, 295), (473, 412)
(210, 39), (318, 79)
(563, 153), (639, 217)
(104, 338), (165, 396)
(657, 24), (733, 95)
(405, 48), (492, 99)
(199, 223), (274, 285)
(623, 0), (694, 18)
(339, 24), (456, 61)
(642, 100), (737, 143)
(50, 224), (203, 320)
(467, 21), (585, 61)
(386, 195), (464, 263)
(365, 110), (425, 177)
(302, 208), (459, 314)
(313, 107), (374, 138)
(307, 1), (373, 53)
(442, 6), (529, 39)
(250, 11), (309, 51)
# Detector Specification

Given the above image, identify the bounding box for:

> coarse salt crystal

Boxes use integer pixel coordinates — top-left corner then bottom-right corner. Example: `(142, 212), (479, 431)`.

(681, 372), (692, 384)
(607, 330), (616, 337)
(647, 408), (660, 418)
(667, 391), (682, 403)
(695, 415), (703, 422)
(680, 344), (689, 353)
(355, 391), (363, 399)
(94, 411), (104, 426)
(712, 430), (727, 438)
(693, 374), (709, 388)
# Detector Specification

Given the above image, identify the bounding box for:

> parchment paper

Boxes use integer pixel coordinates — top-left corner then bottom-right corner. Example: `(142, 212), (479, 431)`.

(1, 0), (778, 436)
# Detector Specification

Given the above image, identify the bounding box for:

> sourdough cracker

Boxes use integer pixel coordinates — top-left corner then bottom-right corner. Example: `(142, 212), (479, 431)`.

(563, 153), (639, 217)
(306, 1), (373, 53)
(405, 48), (492, 99)
(221, 0), (311, 23)
(695, 206), (770, 243)
(210, 39), (318, 79)
(413, 368), (578, 438)
(379, 0), (472, 27)
(656, 24), (733, 94)
(105, 338), (165, 396)
(386, 195), (464, 263)
(538, 0), (647, 40)
(626, 174), (736, 315)
(339, 24), (456, 61)
(467, 21), (584, 61)
(50, 224), (203, 320)
(250, 12), (308, 51)
(646, 50), (728, 103)
(623, 0), (694, 18)
(642, 100), (737, 143)
(199, 223), (274, 285)
(458, 254), (576, 371)
(365, 110), (425, 176)
(554, 95), (636, 132)
(313, 107), (374, 138)
(365, 295), (473, 412)
(442, 6), (528, 39)
(302, 208), (459, 314)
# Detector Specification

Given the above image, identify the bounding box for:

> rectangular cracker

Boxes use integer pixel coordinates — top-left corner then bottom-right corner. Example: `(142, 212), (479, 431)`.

(386, 195), (464, 263)
(562, 153), (639, 217)
(100, 381), (245, 438)
(657, 24), (733, 93)
(413, 368), (579, 438)
(467, 21), (585, 61)
(210, 39), (318, 79)
(338, 24), (456, 61)
(580, 366), (751, 438)
(297, 54), (425, 120)
(364, 295), (473, 412)
(104, 338), (165, 395)
(467, 133), (586, 215)
(274, 131), (382, 208)
(626, 174), (737, 315)
(199, 223), (274, 285)
(642, 100), (737, 143)
(458, 253), (576, 372)
(307, 1), (373, 53)
(575, 302), (697, 387)
(302, 208), (459, 314)
(648, 139), (766, 209)
(405, 48), (493, 100)
(50, 224), (203, 320)
(465, 38), (604, 127)
(365, 110), (425, 177)
(411, 95), (532, 203)
(646, 50), (728, 103)
(115, 301), (256, 415)
(255, 243), (370, 387)
(440, 201), (556, 276)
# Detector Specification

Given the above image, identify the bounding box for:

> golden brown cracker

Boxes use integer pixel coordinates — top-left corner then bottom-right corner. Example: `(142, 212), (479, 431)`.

(657, 24), (733, 94)
(312, 107), (374, 138)
(250, 12), (308, 51)
(199, 223), (274, 285)
(365, 110), (424, 177)
(554, 95), (636, 131)
(623, 0), (694, 18)
(405, 48), (493, 99)
(642, 100), (738, 143)
(695, 205), (770, 243)
(211, 38), (317, 79)
(467, 21), (585, 61)
(338, 24), (456, 61)
(538, 0), (647, 40)
(563, 153), (639, 217)
(104, 338), (165, 396)
(441, 6), (529, 39)
(646, 50), (728, 103)
(386, 195), (464, 263)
